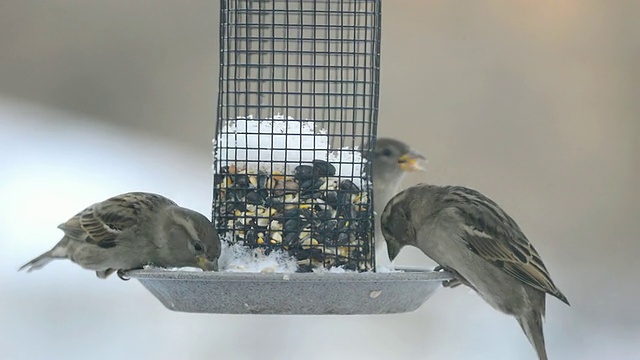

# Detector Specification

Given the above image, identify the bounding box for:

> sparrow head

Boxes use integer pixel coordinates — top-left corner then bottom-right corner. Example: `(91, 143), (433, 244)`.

(160, 206), (221, 271)
(370, 138), (426, 183)
(380, 191), (415, 261)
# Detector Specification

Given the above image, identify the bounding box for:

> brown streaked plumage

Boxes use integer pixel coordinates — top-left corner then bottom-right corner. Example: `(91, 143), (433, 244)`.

(382, 184), (569, 360)
(19, 192), (220, 279)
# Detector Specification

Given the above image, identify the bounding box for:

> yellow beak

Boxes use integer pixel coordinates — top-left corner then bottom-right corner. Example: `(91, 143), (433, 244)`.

(398, 150), (426, 172)
(196, 255), (219, 272)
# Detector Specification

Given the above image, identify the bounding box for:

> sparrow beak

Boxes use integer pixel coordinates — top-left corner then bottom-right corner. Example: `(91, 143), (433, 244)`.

(387, 240), (402, 262)
(196, 255), (219, 272)
(398, 149), (426, 172)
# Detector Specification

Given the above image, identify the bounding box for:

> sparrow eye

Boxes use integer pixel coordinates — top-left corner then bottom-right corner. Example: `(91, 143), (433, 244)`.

(381, 148), (393, 157)
(193, 241), (204, 252)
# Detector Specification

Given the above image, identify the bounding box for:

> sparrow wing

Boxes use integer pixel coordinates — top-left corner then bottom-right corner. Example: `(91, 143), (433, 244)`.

(444, 186), (569, 305)
(58, 192), (177, 249)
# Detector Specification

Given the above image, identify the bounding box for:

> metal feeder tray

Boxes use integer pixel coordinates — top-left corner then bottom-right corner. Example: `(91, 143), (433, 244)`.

(125, 266), (453, 315)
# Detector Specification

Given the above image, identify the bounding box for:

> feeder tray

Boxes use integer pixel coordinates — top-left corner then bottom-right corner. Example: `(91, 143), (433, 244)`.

(126, 267), (453, 315)
(151, 1), (444, 316)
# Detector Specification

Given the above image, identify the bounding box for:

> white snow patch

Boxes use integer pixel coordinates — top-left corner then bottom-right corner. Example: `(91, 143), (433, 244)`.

(218, 242), (298, 273)
(214, 114), (366, 186)
(144, 265), (204, 272)
(311, 266), (352, 274)
(373, 265), (403, 273)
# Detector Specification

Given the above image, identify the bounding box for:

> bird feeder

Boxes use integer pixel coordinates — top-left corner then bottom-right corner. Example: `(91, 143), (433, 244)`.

(127, 0), (451, 314)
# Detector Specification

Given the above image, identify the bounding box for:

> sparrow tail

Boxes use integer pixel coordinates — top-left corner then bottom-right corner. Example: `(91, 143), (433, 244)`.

(19, 241), (70, 273)
(517, 311), (548, 360)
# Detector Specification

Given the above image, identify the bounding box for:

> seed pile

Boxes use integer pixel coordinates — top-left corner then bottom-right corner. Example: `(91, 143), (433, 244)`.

(213, 160), (373, 272)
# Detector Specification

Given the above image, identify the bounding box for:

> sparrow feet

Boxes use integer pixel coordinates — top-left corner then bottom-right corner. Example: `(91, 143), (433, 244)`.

(434, 265), (465, 288)
(117, 270), (130, 281)
(442, 278), (463, 288)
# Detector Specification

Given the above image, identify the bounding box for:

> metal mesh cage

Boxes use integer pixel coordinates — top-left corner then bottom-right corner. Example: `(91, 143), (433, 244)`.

(213, 0), (382, 272)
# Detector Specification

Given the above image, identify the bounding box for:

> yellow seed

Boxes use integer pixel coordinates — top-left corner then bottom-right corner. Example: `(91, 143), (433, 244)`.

(270, 220), (282, 230)
(256, 237), (265, 245)
(338, 247), (348, 257)
(301, 238), (319, 248)
(246, 205), (258, 214)
(269, 239), (277, 244)
(271, 232), (283, 243)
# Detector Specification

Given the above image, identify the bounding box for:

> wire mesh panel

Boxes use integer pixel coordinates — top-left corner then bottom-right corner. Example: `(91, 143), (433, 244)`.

(213, 0), (382, 272)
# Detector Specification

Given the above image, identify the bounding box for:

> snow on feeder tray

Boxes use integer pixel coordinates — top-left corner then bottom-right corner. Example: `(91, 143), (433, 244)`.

(125, 117), (454, 315)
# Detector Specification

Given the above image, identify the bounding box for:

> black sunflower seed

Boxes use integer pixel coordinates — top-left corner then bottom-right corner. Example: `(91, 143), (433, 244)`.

(301, 191), (323, 200)
(230, 174), (250, 187)
(312, 159), (336, 177)
(284, 232), (302, 246)
(296, 264), (314, 273)
(336, 232), (350, 245)
(339, 180), (360, 192)
(343, 262), (358, 271)
(263, 197), (284, 212)
(214, 173), (224, 185)
(294, 165), (314, 180)
(245, 191), (264, 205)
(318, 219), (338, 233)
(324, 191), (339, 208)
(281, 208), (302, 220)
(300, 178), (324, 191)
(257, 171), (269, 188)
(315, 209), (334, 220)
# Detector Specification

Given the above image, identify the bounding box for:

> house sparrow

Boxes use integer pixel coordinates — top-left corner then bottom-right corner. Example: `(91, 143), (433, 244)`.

(368, 138), (425, 268)
(19, 192), (220, 279)
(381, 184), (569, 360)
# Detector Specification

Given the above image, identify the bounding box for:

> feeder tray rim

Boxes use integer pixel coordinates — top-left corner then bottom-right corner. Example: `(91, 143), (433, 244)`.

(124, 266), (454, 282)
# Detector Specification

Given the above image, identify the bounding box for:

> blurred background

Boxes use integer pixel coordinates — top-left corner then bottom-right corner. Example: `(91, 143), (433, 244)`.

(1, 1), (638, 359)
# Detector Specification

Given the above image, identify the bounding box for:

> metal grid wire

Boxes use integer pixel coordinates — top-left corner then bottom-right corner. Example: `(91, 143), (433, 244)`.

(213, 0), (381, 272)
